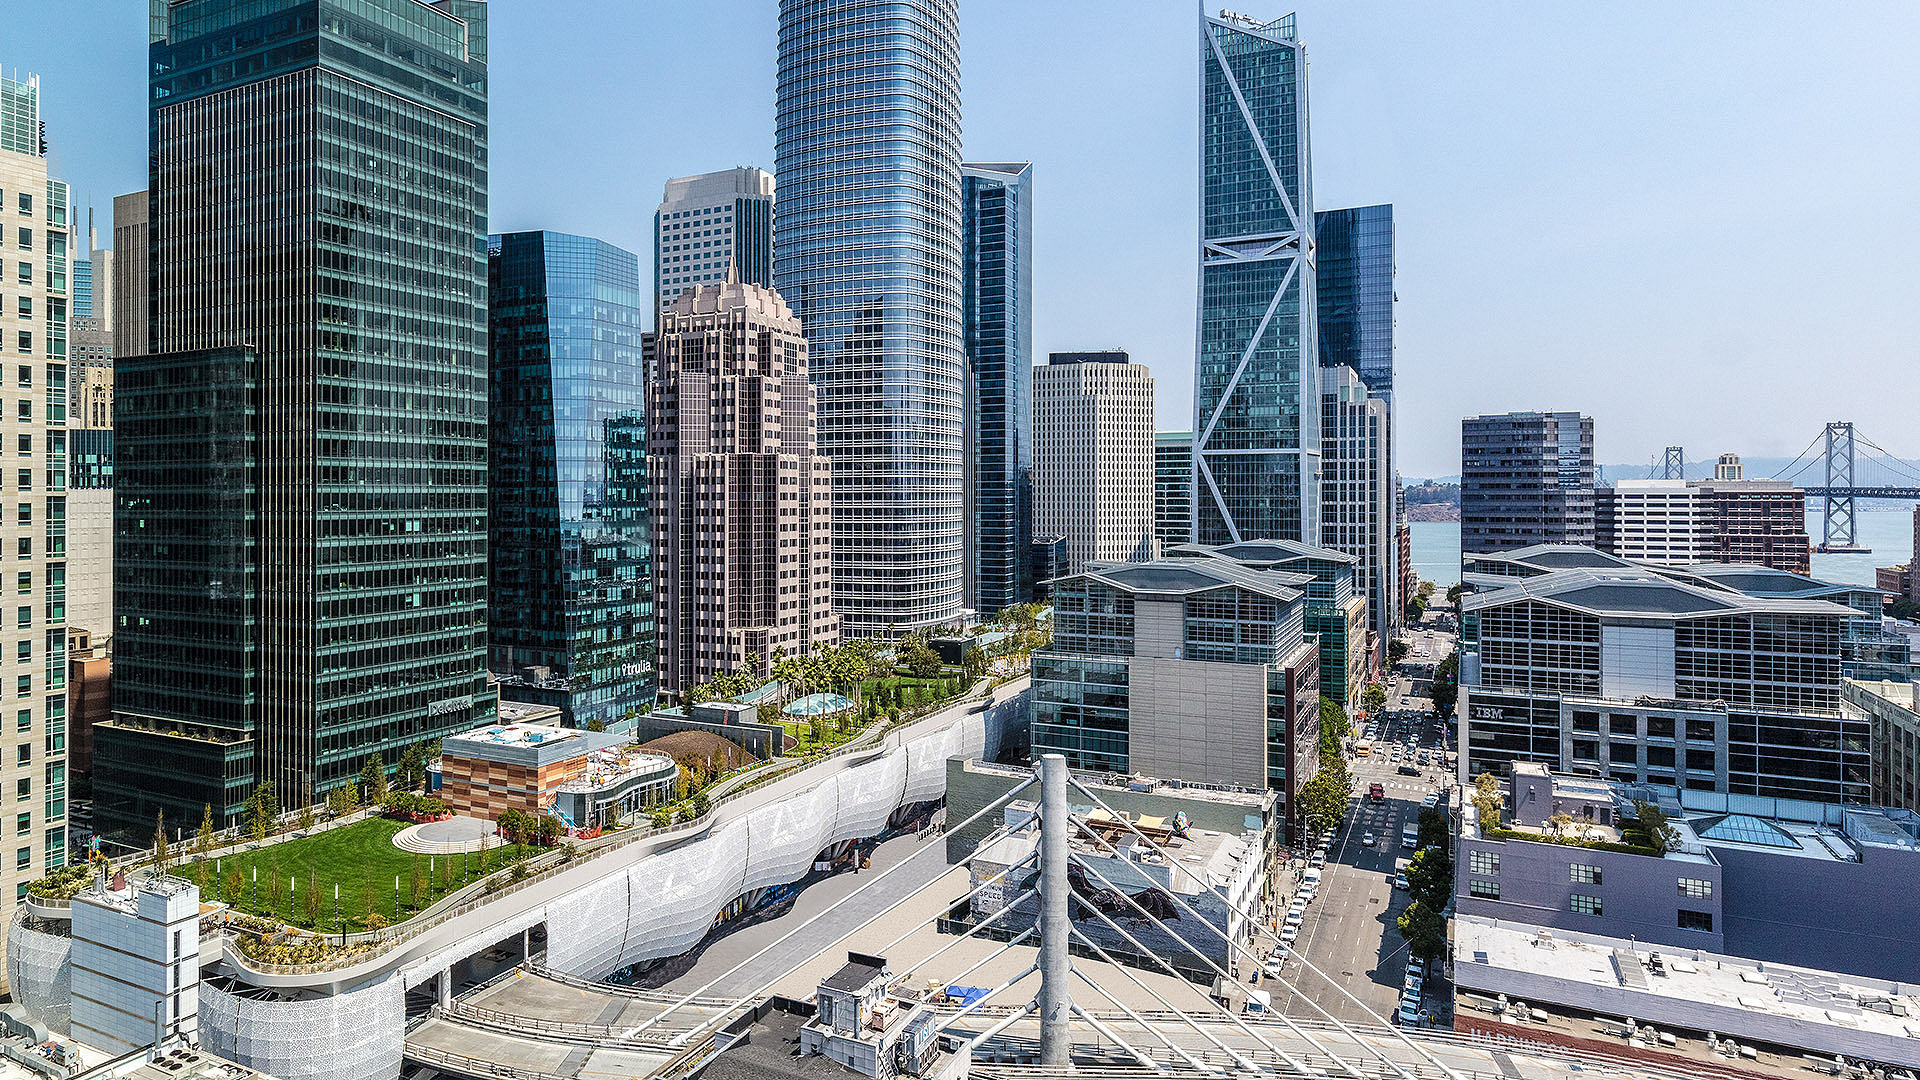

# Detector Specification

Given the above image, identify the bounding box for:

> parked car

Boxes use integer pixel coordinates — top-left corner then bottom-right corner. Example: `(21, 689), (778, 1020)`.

(1393, 871), (1409, 890)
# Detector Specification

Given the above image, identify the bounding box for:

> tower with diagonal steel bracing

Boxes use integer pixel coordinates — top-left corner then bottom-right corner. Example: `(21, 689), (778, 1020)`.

(1193, 9), (1318, 547)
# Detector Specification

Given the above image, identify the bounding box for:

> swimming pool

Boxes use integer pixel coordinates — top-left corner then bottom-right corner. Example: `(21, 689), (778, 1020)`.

(784, 692), (855, 717)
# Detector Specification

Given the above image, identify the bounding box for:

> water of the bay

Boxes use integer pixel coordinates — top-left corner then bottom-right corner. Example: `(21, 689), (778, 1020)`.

(1408, 509), (1914, 589)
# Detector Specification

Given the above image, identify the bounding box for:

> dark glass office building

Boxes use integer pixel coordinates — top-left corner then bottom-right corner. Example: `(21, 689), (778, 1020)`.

(96, 0), (492, 838)
(1193, 11), (1318, 547)
(488, 232), (653, 730)
(961, 162), (1033, 616)
(1314, 204), (1395, 399)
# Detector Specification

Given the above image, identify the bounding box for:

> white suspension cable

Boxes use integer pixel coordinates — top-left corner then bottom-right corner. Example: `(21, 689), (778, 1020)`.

(1069, 775), (1469, 1080)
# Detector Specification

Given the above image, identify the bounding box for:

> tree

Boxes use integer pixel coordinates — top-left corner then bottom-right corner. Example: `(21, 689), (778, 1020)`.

(152, 813), (171, 873)
(1405, 595), (1429, 623)
(692, 791), (712, 819)
(1430, 651), (1459, 716)
(1404, 847), (1453, 911)
(1416, 807), (1450, 852)
(1388, 639), (1410, 664)
(742, 650), (762, 678)
(1629, 800), (1680, 853)
(585, 717), (607, 733)
(1297, 770), (1348, 836)
(195, 804), (217, 859)
(903, 643), (942, 680)
(1470, 773), (1504, 829)
(1396, 900), (1446, 961)
(246, 783), (277, 843)
(360, 754), (389, 804)
(1445, 582), (1466, 605)
(1417, 580), (1436, 600)
(1362, 682), (1388, 714)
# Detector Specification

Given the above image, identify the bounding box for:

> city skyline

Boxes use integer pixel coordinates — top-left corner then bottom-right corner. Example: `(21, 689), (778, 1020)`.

(14, 2), (1920, 478)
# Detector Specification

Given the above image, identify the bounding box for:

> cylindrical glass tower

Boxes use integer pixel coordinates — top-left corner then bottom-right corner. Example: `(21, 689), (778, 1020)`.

(776, 0), (965, 636)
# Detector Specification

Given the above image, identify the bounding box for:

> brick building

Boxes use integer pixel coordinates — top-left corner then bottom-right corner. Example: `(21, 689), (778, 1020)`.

(437, 723), (677, 829)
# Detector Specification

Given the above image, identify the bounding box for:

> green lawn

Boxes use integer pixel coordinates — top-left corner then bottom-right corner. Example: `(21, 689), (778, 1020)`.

(177, 818), (532, 931)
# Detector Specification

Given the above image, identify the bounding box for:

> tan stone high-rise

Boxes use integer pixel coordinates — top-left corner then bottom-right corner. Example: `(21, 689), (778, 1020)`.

(649, 277), (838, 695)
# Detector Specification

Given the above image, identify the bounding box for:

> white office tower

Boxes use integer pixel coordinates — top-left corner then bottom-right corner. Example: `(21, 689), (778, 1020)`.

(654, 167), (775, 309)
(1034, 352), (1156, 574)
(1321, 364), (1396, 648)
(1597, 479), (1702, 566)
(71, 874), (200, 1053)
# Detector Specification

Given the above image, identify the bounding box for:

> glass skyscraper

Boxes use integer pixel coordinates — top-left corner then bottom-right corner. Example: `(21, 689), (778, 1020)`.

(1315, 204), (1395, 399)
(1193, 10), (1318, 547)
(961, 162), (1033, 616)
(776, 0), (965, 636)
(96, 0), (492, 838)
(1316, 204), (1398, 645)
(1154, 431), (1193, 551)
(488, 232), (653, 731)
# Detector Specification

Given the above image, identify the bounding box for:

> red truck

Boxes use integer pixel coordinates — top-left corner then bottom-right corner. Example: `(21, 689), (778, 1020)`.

(1368, 782), (1386, 804)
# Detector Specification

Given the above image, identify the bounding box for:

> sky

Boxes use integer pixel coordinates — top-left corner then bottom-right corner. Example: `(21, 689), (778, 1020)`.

(14, 1), (1920, 478)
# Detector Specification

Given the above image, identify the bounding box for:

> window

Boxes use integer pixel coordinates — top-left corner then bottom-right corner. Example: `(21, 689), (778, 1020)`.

(14, 332), (27, 353)
(16, 229), (29, 251)
(1646, 716), (1675, 738)
(1677, 877), (1712, 899)
(1686, 718), (1716, 742)
(1686, 749), (1716, 773)
(15, 641), (28, 663)
(1570, 894), (1603, 916)
(14, 607), (26, 629)
(15, 538), (27, 559)
(1608, 742), (1638, 765)
(1469, 879), (1501, 900)
(1678, 909), (1713, 932)
(13, 778), (26, 801)
(14, 846), (27, 870)
(13, 368), (24, 388)
(15, 297), (28, 317)
(13, 263), (25, 283)
(13, 710), (25, 733)
(13, 813), (26, 836)
(1646, 745), (1675, 768)
(13, 675), (25, 699)
(1572, 739), (1598, 761)
(15, 504), (26, 525)
(1570, 863), (1602, 885)
(1469, 849), (1500, 876)
(1609, 714), (1637, 736)
(16, 194), (29, 215)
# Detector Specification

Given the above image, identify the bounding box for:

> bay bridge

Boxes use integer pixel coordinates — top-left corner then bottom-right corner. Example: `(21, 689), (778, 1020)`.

(1655, 422), (1920, 553)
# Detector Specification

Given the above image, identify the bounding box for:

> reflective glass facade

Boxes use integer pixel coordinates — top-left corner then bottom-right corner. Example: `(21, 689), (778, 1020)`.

(1194, 12), (1317, 548)
(1154, 431), (1193, 550)
(776, 0), (965, 635)
(99, 0), (492, 837)
(489, 232), (653, 730)
(961, 162), (1033, 616)
(1314, 205), (1394, 398)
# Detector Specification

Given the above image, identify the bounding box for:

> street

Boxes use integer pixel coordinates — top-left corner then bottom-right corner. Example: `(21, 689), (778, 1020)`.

(1275, 609), (1457, 1027)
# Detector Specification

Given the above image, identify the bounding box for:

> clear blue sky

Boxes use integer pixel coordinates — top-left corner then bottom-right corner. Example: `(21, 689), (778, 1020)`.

(15, 2), (1920, 477)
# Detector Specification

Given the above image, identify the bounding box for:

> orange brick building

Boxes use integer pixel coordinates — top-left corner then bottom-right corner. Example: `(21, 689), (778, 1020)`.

(438, 723), (677, 828)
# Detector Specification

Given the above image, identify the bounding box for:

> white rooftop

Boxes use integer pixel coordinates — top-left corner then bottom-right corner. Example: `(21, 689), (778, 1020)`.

(446, 722), (579, 749)
(1454, 915), (1920, 1065)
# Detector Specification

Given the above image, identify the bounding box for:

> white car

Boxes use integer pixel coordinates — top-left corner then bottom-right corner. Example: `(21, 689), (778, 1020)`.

(1284, 913), (1303, 930)
(1280, 925), (1298, 943)
(1287, 901), (1307, 918)
(1362, 831), (1376, 847)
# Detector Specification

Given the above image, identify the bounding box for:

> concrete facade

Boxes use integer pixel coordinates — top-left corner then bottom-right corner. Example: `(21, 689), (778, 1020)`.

(1321, 364), (1398, 654)
(70, 875), (199, 1055)
(1030, 556), (1320, 838)
(648, 278), (837, 694)
(653, 168), (774, 308)
(0, 72), (72, 947)
(1845, 678), (1920, 811)
(1455, 767), (1920, 983)
(1033, 352), (1154, 575)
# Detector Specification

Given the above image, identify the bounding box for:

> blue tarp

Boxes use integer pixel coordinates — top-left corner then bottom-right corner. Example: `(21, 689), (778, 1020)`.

(945, 985), (988, 1006)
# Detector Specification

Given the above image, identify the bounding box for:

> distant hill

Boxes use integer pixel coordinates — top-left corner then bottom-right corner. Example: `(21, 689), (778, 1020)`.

(1404, 481), (1459, 522)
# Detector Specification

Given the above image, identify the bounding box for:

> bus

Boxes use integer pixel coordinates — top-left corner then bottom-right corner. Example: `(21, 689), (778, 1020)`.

(1355, 740), (1372, 758)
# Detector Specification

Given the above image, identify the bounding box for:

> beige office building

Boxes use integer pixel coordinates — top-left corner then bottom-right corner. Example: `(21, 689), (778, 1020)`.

(1034, 351), (1155, 575)
(648, 276), (838, 694)
(0, 71), (72, 943)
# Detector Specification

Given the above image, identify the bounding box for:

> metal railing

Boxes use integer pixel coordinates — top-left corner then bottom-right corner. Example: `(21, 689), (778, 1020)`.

(218, 679), (1024, 978)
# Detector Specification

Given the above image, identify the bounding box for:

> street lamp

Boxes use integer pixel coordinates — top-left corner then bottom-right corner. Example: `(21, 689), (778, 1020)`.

(335, 884), (342, 946)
